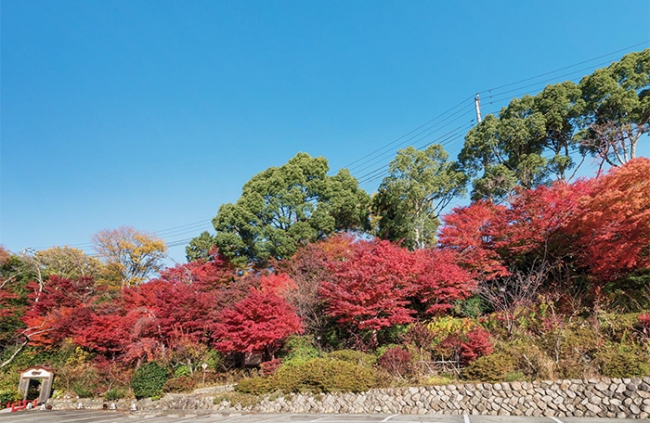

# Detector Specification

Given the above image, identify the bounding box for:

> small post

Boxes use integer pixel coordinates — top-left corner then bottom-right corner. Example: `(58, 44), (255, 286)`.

(201, 362), (208, 385)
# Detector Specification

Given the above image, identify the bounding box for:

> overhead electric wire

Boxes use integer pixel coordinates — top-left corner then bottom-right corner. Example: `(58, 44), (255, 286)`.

(354, 124), (469, 182)
(342, 42), (649, 184)
(34, 43), (649, 255)
(477, 40), (648, 94)
(354, 117), (475, 185)
(154, 220), (212, 236)
(357, 130), (470, 187)
(343, 95), (475, 171)
(351, 106), (475, 176)
(479, 60), (623, 111)
(356, 122), (474, 186)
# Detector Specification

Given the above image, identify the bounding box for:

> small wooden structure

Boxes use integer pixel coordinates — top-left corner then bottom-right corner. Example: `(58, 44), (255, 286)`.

(17, 365), (54, 404)
(243, 351), (264, 367)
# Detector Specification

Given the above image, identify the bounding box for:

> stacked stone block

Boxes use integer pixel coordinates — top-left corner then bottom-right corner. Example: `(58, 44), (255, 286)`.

(49, 377), (650, 419)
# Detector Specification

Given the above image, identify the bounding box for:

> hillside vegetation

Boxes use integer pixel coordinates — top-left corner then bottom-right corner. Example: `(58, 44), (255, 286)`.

(1, 50), (649, 403)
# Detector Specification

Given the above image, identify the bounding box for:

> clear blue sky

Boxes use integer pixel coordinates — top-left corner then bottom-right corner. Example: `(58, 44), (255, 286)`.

(2, 0), (649, 264)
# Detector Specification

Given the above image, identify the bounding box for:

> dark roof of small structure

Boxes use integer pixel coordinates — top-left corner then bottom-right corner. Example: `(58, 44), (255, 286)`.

(18, 365), (54, 373)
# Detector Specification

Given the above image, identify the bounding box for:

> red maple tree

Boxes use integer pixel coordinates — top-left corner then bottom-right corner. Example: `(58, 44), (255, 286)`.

(212, 287), (302, 358)
(569, 157), (650, 281)
(319, 239), (417, 331)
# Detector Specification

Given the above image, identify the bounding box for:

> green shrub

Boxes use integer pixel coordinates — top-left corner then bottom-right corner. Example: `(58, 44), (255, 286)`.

(0, 388), (21, 404)
(104, 388), (126, 401)
(597, 344), (650, 378)
(463, 353), (516, 382)
(281, 335), (320, 365)
(173, 365), (191, 378)
(73, 383), (94, 398)
(599, 312), (644, 343)
(163, 376), (196, 393)
(326, 350), (376, 367)
(455, 296), (486, 318)
(0, 371), (19, 392)
(505, 371), (525, 382)
(497, 338), (554, 380)
(234, 377), (274, 396)
(540, 324), (599, 379)
(236, 357), (377, 395)
(130, 362), (168, 399)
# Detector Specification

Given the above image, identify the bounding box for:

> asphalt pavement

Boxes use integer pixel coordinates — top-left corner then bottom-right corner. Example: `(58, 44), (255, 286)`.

(0, 411), (646, 423)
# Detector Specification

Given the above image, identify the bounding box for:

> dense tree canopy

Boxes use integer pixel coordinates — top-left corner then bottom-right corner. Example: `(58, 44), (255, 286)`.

(213, 286), (303, 358)
(459, 49), (649, 201)
(459, 87), (583, 201)
(579, 49), (650, 167)
(185, 231), (217, 262)
(207, 152), (370, 266)
(570, 157), (650, 281)
(320, 238), (474, 333)
(372, 144), (466, 249)
(441, 157), (650, 288)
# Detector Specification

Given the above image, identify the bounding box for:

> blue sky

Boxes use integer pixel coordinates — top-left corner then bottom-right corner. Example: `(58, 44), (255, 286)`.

(2, 0), (649, 264)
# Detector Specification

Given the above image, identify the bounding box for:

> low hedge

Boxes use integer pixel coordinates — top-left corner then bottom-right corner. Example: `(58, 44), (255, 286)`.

(236, 357), (377, 395)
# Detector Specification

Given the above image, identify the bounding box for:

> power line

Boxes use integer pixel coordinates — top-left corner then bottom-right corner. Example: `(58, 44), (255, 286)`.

(341, 43), (648, 182)
(356, 123), (473, 186)
(478, 41), (648, 95)
(351, 106), (475, 175)
(30, 43), (650, 257)
(480, 59), (622, 110)
(343, 95), (475, 171)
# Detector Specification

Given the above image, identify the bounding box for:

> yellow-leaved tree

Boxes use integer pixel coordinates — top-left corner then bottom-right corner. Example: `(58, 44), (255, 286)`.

(35, 246), (104, 280)
(92, 226), (167, 288)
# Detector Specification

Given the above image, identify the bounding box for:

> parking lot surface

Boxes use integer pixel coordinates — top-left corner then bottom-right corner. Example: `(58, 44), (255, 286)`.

(0, 411), (646, 423)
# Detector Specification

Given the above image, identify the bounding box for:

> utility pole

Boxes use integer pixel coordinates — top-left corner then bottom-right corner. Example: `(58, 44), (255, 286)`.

(474, 93), (482, 123)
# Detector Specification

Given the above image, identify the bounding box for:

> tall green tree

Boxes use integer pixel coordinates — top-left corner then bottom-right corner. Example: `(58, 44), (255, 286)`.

(205, 152), (370, 266)
(372, 144), (466, 250)
(185, 231), (217, 262)
(579, 49), (650, 167)
(460, 86), (584, 201)
(460, 49), (649, 201)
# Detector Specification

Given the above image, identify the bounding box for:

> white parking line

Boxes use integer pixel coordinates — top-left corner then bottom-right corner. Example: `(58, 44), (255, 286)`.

(380, 415), (398, 422)
(549, 418), (564, 423)
(462, 415), (470, 423)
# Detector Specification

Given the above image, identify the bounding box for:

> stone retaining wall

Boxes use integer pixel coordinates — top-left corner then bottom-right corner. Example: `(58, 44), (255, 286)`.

(49, 377), (650, 419)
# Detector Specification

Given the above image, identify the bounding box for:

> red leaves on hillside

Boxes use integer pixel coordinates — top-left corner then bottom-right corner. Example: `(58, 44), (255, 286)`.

(412, 248), (476, 314)
(22, 275), (96, 346)
(441, 158), (650, 285)
(570, 157), (650, 281)
(320, 240), (417, 331)
(497, 180), (592, 258)
(319, 239), (475, 331)
(212, 287), (302, 357)
(439, 201), (509, 280)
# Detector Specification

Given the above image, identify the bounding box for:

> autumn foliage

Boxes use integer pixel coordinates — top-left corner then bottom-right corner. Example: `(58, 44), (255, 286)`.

(441, 157), (650, 287)
(2, 158), (649, 391)
(213, 286), (302, 357)
(570, 158), (650, 281)
(319, 238), (474, 332)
